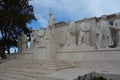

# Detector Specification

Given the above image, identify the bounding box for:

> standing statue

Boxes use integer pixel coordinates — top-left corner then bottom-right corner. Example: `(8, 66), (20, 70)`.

(78, 18), (91, 45)
(30, 30), (37, 49)
(96, 15), (113, 48)
(21, 32), (28, 51)
(30, 28), (46, 49)
(18, 32), (28, 53)
(64, 20), (77, 47)
(45, 13), (56, 40)
(113, 13), (120, 47)
(18, 34), (22, 53)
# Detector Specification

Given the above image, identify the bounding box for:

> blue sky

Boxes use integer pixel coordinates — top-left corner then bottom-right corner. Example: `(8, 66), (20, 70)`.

(28, 0), (120, 30)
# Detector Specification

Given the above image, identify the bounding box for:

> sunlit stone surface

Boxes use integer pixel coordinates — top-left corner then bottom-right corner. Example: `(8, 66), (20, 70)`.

(2, 13), (120, 80)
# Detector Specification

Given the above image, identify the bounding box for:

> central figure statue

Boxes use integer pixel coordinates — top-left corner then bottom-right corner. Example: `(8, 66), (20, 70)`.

(45, 13), (56, 40)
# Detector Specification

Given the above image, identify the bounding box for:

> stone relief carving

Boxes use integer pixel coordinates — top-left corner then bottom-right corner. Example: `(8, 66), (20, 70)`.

(18, 34), (22, 53)
(113, 13), (120, 47)
(45, 13), (56, 40)
(30, 29), (46, 49)
(18, 32), (28, 53)
(78, 18), (91, 45)
(21, 32), (28, 51)
(64, 20), (77, 47)
(30, 30), (37, 49)
(28, 13), (120, 50)
(96, 15), (113, 49)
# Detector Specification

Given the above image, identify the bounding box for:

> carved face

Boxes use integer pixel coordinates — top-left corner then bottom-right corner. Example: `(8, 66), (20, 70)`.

(83, 18), (87, 22)
(116, 14), (120, 19)
(101, 15), (107, 20)
(49, 13), (53, 17)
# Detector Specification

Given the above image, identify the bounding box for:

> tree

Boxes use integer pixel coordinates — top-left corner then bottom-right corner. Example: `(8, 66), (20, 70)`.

(0, 0), (36, 59)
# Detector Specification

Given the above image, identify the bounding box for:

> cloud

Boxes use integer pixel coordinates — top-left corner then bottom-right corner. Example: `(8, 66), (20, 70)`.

(85, 0), (120, 17)
(29, 0), (120, 29)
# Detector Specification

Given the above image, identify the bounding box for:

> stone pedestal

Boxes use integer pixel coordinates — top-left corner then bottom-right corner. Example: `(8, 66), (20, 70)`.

(32, 39), (57, 60)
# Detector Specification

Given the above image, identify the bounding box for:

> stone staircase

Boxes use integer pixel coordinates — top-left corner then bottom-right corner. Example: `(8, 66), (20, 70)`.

(0, 59), (70, 80)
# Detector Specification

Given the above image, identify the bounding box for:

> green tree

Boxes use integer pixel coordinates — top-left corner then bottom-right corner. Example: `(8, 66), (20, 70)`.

(0, 0), (36, 59)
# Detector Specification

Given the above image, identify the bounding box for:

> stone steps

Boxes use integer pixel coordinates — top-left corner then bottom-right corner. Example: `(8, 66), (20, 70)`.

(3, 60), (69, 66)
(0, 75), (17, 80)
(0, 72), (38, 80)
(0, 68), (63, 80)
(0, 59), (69, 80)
(1, 59), (65, 63)
(0, 69), (45, 80)
(1, 64), (70, 70)
(0, 67), (51, 74)
(0, 68), (47, 76)
(0, 59), (70, 70)
(2, 62), (69, 67)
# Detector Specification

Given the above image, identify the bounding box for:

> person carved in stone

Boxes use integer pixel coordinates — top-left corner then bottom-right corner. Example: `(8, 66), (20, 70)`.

(64, 20), (77, 47)
(18, 34), (22, 53)
(30, 28), (46, 49)
(113, 13), (120, 47)
(18, 32), (28, 53)
(21, 32), (28, 51)
(96, 15), (113, 48)
(78, 18), (91, 45)
(30, 29), (37, 49)
(45, 13), (56, 40)
(36, 29), (46, 42)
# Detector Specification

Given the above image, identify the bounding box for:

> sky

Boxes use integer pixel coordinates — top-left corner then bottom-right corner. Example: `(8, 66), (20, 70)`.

(27, 0), (120, 30)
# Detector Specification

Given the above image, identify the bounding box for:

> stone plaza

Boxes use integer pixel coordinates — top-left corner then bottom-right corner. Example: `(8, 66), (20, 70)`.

(0, 13), (120, 80)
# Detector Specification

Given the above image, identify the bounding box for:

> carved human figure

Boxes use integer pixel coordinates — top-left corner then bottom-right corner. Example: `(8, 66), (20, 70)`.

(64, 20), (77, 47)
(18, 32), (27, 53)
(96, 15), (113, 48)
(113, 13), (120, 47)
(18, 34), (22, 53)
(30, 30), (37, 49)
(78, 18), (91, 45)
(45, 13), (55, 40)
(30, 29), (46, 49)
(37, 29), (46, 41)
(21, 32), (28, 51)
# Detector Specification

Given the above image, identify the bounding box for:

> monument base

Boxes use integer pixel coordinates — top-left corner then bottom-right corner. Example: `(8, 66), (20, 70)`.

(61, 44), (95, 52)
(57, 47), (120, 70)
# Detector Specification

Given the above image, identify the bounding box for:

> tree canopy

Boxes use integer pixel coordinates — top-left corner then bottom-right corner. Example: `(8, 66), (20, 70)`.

(0, 0), (36, 59)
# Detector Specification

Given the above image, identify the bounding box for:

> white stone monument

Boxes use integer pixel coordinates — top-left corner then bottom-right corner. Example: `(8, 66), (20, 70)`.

(44, 13), (56, 40)
(7, 13), (120, 74)
(17, 34), (22, 53)
(30, 29), (36, 49)
(64, 20), (77, 47)
(18, 32), (27, 53)
(96, 15), (113, 49)
(30, 29), (46, 49)
(78, 18), (91, 45)
(113, 13), (120, 47)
